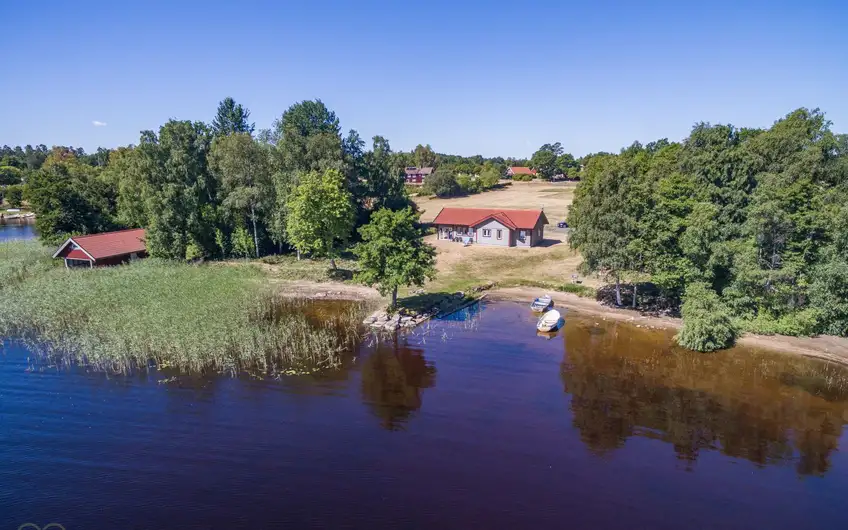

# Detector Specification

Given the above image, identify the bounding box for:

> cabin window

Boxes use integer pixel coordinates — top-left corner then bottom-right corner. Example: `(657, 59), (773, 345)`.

(482, 229), (491, 237)
(519, 230), (526, 240)
(496, 229), (503, 240)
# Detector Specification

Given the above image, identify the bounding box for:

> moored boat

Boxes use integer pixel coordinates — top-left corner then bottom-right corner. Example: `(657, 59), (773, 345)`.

(530, 295), (553, 312)
(536, 309), (564, 332)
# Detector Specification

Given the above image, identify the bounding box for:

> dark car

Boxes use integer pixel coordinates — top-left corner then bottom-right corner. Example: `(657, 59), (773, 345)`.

(557, 221), (568, 228)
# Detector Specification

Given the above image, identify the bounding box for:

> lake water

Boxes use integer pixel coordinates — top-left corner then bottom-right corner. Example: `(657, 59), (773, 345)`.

(3, 302), (848, 529)
(0, 219), (37, 242)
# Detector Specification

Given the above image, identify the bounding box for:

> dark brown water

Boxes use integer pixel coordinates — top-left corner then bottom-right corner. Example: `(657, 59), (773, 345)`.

(3, 301), (848, 529)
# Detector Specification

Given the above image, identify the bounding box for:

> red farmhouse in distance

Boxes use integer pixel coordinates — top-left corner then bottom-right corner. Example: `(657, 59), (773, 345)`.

(53, 228), (148, 268)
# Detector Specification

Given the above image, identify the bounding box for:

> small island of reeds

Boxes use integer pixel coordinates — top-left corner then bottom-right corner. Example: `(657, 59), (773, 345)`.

(0, 241), (367, 376)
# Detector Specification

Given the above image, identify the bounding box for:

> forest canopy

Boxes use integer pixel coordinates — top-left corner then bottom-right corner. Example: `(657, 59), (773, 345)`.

(567, 108), (848, 346)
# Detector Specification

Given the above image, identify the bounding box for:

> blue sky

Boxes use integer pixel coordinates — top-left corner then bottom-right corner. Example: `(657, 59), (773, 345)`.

(2, 0), (846, 158)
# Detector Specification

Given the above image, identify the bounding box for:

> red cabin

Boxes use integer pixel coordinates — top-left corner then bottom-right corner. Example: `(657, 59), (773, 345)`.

(53, 229), (147, 268)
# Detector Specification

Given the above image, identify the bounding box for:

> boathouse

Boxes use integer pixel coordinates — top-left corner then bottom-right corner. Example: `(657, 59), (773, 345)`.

(53, 228), (147, 268)
(432, 208), (548, 247)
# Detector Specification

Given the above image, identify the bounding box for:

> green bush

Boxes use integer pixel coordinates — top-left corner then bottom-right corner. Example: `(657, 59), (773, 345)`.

(456, 173), (482, 194)
(5, 184), (23, 207)
(423, 169), (460, 198)
(511, 173), (534, 182)
(675, 282), (737, 352)
(809, 256), (848, 336)
(739, 308), (820, 336)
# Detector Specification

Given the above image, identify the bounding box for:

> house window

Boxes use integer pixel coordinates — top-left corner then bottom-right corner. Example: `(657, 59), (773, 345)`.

(496, 229), (503, 240)
(519, 230), (526, 240)
(482, 229), (491, 237)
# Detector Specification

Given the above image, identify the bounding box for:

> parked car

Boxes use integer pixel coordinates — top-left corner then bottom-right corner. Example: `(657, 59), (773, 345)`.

(557, 221), (568, 228)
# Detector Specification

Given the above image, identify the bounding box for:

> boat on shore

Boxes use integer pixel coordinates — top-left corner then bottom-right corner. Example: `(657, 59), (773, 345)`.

(536, 309), (564, 332)
(530, 295), (553, 312)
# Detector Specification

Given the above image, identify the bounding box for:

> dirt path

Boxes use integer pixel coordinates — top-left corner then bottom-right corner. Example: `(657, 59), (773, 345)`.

(489, 286), (848, 366)
(268, 280), (382, 301)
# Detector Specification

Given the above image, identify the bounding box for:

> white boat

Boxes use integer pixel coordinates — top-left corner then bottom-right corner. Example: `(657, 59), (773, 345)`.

(530, 295), (553, 312)
(536, 309), (564, 332)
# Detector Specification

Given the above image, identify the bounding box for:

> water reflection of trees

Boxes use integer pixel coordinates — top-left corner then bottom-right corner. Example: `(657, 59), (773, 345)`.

(361, 338), (436, 431)
(560, 321), (848, 476)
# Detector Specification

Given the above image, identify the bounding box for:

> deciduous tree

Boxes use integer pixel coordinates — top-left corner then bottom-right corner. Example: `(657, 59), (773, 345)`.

(353, 207), (436, 307)
(285, 168), (354, 268)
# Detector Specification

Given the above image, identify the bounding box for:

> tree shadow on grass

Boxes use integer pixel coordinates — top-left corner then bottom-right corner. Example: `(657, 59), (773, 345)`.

(327, 267), (354, 281)
(535, 238), (563, 248)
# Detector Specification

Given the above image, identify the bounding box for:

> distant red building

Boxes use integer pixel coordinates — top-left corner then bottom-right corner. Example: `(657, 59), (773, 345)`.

(53, 228), (147, 268)
(404, 166), (434, 184)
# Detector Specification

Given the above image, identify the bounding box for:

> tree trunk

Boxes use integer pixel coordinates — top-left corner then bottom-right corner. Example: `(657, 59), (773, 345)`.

(297, 248), (301, 260)
(392, 286), (398, 309)
(330, 256), (337, 270)
(632, 283), (637, 309)
(251, 205), (259, 259)
(615, 276), (622, 306)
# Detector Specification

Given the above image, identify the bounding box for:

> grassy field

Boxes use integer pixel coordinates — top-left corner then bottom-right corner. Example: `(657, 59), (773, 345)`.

(0, 242), (366, 375)
(411, 180), (594, 296)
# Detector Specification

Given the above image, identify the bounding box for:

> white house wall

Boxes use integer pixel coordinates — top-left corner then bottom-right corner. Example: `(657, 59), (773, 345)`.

(473, 219), (512, 247)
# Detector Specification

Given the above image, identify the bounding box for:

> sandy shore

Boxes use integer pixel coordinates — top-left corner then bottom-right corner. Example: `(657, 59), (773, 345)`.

(271, 280), (382, 301)
(488, 286), (848, 366)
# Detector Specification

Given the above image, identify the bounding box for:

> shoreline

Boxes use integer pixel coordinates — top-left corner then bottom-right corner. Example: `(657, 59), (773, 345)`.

(264, 280), (848, 366)
(486, 287), (848, 366)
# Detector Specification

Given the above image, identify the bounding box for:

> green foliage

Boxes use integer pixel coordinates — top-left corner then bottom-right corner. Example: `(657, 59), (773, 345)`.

(209, 133), (273, 257)
(530, 142), (562, 179)
(286, 168), (355, 265)
(478, 167), (501, 188)
(511, 172), (534, 182)
(353, 207), (436, 307)
(569, 107), (848, 338)
(211, 96), (255, 136)
(230, 225), (255, 258)
(675, 282), (737, 352)
(5, 184), (23, 207)
(25, 149), (117, 244)
(739, 309), (820, 337)
(273, 99), (342, 173)
(423, 169), (460, 197)
(413, 144), (438, 168)
(456, 173), (482, 194)
(133, 120), (217, 259)
(0, 165), (23, 185)
(362, 136), (409, 212)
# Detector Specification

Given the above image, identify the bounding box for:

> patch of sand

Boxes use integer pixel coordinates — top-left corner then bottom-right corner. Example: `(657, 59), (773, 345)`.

(489, 286), (848, 366)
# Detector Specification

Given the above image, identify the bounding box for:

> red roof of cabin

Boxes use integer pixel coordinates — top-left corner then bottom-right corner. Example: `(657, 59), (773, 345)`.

(509, 166), (537, 176)
(432, 208), (547, 230)
(55, 229), (147, 261)
(64, 249), (91, 260)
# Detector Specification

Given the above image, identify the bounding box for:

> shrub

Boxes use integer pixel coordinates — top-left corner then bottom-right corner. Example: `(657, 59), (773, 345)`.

(809, 256), (848, 336)
(423, 169), (460, 198)
(740, 309), (820, 336)
(511, 173), (534, 182)
(5, 184), (24, 207)
(456, 173), (482, 194)
(675, 282), (737, 352)
(478, 168), (501, 189)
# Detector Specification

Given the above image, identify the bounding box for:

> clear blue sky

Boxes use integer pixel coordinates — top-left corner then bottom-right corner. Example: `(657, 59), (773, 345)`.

(2, 0), (846, 158)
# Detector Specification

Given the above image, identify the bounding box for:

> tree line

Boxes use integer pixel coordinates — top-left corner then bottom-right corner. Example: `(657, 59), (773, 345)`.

(567, 108), (848, 348)
(6, 97), (444, 304)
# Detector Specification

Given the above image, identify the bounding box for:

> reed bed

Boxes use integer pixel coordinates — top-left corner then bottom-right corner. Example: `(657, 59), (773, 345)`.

(0, 243), (366, 375)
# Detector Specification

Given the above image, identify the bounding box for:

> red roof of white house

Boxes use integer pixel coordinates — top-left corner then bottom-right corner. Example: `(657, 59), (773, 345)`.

(53, 229), (147, 261)
(432, 208), (547, 230)
(509, 167), (537, 176)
